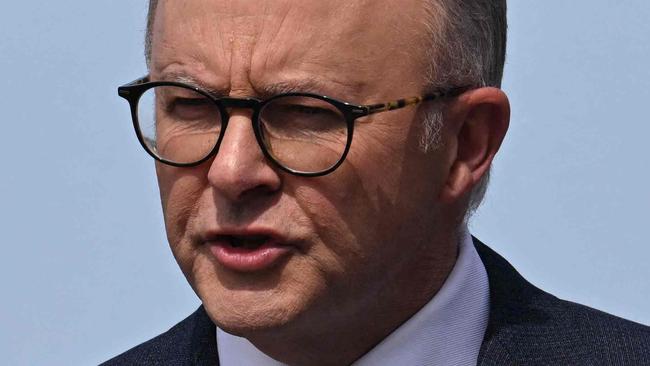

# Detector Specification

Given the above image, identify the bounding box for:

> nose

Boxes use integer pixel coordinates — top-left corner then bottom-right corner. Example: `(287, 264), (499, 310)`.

(207, 110), (282, 202)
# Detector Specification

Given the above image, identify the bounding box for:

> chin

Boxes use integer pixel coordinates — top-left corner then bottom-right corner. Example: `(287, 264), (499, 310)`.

(190, 253), (322, 337)
(202, 285), (313, 337)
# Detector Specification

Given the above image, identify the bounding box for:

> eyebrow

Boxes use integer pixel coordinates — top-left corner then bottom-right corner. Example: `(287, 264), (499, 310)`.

(260, 77), (368, 103)
(259, 78), (331, 96)
(155, 71), (362, 101)
(156, 72), (229, 97)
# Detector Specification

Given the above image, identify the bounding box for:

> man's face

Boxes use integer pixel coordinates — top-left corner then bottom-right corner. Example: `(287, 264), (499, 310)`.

(151, 0), (459, 338)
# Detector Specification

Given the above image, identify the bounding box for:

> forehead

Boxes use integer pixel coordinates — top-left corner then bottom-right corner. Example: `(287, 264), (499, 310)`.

(151, 0), (432, 98)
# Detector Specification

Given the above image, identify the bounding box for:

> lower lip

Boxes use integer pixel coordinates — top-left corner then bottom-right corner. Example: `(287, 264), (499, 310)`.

(208, 240), (292, 272)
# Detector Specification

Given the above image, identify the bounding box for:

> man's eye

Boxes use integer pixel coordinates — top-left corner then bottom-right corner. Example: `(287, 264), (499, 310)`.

(171, 97), (211, 110)
(281, 104), (341, 124)
(260, 103), (342, 136)
(288, 104), (332, 115)
(164, 97), (213, 120)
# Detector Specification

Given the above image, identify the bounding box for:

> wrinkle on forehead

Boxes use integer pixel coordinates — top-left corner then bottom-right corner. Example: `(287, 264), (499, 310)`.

(151, 0), (430, 100)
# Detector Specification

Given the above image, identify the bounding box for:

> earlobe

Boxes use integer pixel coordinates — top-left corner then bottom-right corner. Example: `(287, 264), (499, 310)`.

(439, 87), (510, 203)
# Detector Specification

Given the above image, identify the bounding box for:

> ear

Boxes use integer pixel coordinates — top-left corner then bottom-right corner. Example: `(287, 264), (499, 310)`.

(439, 87), (510, 203)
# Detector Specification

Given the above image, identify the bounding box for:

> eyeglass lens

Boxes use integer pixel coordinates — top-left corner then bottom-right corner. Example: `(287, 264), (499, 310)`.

(136, 85), (350, 173)
(138, 86), (222, 164)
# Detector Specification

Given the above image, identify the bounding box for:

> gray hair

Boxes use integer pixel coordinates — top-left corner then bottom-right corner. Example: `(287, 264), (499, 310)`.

(145, 0), (157, 66)
(420, 0), (507, 219)
(143, 0), (507, 218)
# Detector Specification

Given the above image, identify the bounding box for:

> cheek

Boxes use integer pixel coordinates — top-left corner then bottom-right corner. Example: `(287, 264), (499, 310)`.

(288, 178), (412, 316)
(156, 164), (207, 255)
(292, 121), (444, 272)
(348, 120), (413, 190)
(290, 173), (384, 277)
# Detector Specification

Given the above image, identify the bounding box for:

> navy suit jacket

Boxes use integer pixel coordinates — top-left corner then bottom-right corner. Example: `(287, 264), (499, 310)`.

(103, 239), (650, 365)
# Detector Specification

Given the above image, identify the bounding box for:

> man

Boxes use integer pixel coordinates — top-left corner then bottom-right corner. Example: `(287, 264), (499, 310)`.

(105, 0), (650, 365)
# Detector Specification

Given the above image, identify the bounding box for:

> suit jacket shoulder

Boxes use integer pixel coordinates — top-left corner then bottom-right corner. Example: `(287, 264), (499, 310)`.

(474, 238), (650, 365)
(101, 307), (218, 366)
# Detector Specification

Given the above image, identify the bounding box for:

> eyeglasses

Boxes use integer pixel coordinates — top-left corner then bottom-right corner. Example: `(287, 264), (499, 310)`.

(118, 76), (468, 177)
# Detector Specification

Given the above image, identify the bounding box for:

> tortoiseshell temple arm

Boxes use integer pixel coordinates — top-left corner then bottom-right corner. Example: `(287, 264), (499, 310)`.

(363, 86), (470, 115)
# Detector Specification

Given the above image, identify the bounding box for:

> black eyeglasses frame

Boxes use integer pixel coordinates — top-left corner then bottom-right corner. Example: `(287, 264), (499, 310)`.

(118, 76), (469, 177)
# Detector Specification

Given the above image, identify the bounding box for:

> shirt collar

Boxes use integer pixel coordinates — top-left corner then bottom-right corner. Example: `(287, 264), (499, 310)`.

(217, 227), (490, 366)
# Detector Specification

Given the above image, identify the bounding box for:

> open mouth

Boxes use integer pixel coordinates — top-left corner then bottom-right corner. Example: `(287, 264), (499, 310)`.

(222, 235), (272, 250)
(208, 233), (291, 272)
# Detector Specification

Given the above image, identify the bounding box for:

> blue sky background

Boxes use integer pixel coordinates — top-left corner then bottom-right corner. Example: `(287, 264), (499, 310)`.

(1, 2), (648, 365)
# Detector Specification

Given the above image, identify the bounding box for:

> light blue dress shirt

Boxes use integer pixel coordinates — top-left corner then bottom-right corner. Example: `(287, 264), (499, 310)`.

(217, 227), (490, 365)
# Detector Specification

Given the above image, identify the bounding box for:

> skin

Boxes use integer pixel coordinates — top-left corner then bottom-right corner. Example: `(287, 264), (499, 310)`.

(150, 0), (510, 365)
